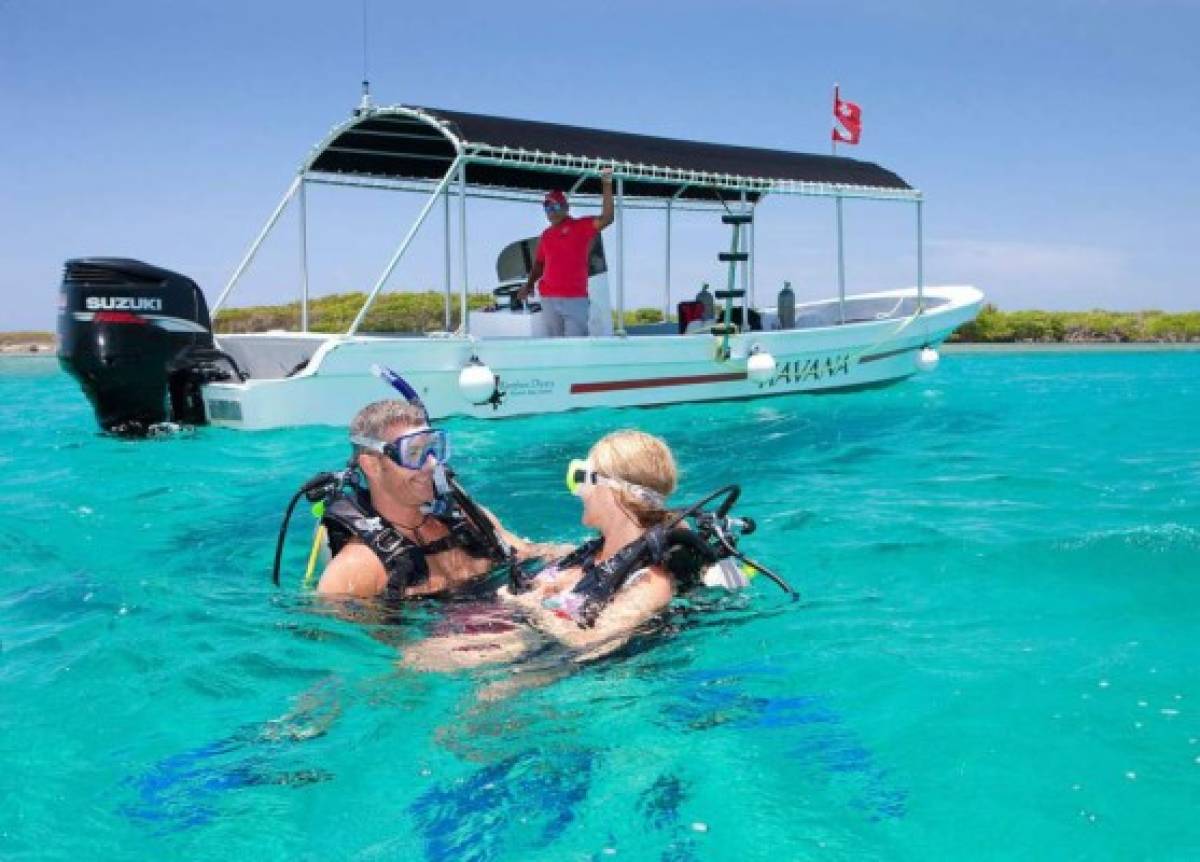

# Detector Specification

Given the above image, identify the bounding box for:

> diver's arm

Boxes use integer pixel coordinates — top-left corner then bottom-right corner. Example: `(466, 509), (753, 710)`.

(497, 564), (576, 610)
(400, 627), (534, 672)
(316, 542), (388, 598)
(478, 504), (572, 562)
(515, 540), (575, 562)
(495, 553), (591, 611)
(525, 567), (673, 658)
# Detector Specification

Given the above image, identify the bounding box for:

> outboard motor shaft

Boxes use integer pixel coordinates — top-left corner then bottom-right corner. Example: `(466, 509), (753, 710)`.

(57, 258), (238, 435)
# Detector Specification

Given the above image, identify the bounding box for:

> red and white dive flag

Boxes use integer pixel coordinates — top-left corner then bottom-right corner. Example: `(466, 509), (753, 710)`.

(831, 86), (862, 145)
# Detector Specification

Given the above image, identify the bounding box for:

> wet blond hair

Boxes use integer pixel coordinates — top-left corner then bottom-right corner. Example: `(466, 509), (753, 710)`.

(589, 429), (677, 527)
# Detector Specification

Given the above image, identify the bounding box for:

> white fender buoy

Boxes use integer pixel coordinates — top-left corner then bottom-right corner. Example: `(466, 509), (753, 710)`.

(458, 358), (496, 404)
(747, 348), (777, 383)
(916, 346), (940, 372)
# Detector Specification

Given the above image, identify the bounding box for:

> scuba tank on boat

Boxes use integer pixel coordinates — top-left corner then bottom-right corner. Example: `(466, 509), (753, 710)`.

(777, 281), (796, 330)
(695, 283), (715, 320)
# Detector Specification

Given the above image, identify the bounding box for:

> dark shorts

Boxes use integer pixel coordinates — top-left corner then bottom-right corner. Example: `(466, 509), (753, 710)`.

(433, 601), (520, 637)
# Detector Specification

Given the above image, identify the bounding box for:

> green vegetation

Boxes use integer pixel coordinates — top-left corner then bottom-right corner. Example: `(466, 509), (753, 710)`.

(214, 291), (494, 334)
(950, 305), (1200, 343)
(618, 308), (666, 327)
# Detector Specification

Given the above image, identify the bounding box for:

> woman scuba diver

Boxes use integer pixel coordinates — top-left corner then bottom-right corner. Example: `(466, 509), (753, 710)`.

(401, 428), (794, 669)
(499, 429), (680, 654)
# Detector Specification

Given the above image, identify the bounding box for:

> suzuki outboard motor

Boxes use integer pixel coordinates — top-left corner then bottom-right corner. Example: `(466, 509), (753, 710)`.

(57, 258), (240, 435)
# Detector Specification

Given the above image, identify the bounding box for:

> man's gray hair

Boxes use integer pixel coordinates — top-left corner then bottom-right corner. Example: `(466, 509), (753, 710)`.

(350, 399), (428, 445)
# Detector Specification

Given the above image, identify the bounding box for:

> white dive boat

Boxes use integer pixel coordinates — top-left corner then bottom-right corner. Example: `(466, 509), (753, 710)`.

(57, 104), (982, 433)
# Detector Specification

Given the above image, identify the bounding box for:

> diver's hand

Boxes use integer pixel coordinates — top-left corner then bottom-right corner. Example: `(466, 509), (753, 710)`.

(498, 584), (535, 605)
(498, 582), (552, 612)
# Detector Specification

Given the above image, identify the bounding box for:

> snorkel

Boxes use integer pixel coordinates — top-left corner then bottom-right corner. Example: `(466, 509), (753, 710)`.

(369, 364), (452, 513)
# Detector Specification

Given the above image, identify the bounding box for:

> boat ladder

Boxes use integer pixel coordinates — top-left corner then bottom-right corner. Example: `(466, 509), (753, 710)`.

(714, 211), (751, 359)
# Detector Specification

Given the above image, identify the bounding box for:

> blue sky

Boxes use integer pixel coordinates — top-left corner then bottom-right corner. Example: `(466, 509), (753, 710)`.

(2, 0), (1197, 331)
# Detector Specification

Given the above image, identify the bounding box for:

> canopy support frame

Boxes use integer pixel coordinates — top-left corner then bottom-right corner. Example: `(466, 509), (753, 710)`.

(458, 160), (470, 335)
(298, 177), (310, 332)
(346, 156), (464, 335)
(443, 184), (452, 331)
(660, 186), (689, 321)
(216, 105), (928, 337)
(212, 172), (303, 316)
(462, 148), (920, 203)
(916, 196), (925, 313)
(615, 177), (626, 336)
(836, 193), (846, 325)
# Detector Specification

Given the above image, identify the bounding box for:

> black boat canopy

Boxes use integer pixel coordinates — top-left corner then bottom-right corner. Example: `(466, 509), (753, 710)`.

(303, 105), (916, 202)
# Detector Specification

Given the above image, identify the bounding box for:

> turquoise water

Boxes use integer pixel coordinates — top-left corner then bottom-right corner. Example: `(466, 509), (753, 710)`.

(2, 351), (1198, 861)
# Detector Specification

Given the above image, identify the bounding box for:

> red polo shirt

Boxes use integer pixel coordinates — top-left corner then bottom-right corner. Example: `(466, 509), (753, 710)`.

(534, 216), (598, 299)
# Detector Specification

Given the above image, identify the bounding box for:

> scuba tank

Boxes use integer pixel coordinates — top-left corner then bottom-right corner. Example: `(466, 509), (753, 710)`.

(777, 281), (795, 330)
(696, 283), (715, 320)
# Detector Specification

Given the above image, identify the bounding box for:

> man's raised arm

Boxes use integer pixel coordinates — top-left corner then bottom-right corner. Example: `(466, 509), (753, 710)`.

(594, 167), (615, 231)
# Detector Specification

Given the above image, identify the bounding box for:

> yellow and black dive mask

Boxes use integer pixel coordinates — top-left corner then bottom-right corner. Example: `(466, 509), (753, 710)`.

(565, 459), (666, 508)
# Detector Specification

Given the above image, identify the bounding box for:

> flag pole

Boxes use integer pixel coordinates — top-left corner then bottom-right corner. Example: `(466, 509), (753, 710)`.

(831, 83), (845, 322)
(831, 83), (838, 156)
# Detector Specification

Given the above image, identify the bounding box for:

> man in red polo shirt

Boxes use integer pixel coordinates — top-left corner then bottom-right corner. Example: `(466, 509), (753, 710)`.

(517, 167), (615, 336)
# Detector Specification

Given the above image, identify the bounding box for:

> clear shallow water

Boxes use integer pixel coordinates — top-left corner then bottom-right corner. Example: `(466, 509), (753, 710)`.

(1, 351), (1198, 861)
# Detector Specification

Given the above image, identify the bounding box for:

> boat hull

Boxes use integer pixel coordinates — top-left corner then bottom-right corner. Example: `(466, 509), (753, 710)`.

(202, 286), (982, 429)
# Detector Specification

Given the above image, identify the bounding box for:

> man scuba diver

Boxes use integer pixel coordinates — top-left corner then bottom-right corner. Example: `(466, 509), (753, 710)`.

(270, 362), (560, 600)
(311, 397), (558, 600)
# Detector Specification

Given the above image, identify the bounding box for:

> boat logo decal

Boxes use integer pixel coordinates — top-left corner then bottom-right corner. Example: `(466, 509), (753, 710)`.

(759, 353), (853, 388)
(85, 296), (164, 312)
(504, 378), (555, 399)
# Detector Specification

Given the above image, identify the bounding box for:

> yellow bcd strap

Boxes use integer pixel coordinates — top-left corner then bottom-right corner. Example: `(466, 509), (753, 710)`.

(302, 523), (327, 590)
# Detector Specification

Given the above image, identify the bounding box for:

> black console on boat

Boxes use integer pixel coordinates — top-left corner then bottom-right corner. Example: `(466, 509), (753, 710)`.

(57, 258), (239, 435)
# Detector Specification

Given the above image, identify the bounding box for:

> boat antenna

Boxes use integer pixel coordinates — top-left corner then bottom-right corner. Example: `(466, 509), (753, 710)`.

(355, 0), (374, 115)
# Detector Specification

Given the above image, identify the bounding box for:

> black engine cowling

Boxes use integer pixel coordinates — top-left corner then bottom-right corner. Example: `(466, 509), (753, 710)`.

(57, 258), (240, 435)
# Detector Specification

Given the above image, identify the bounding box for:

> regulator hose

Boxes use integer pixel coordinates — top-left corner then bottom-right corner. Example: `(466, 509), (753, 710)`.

(271, 471), (346, 587)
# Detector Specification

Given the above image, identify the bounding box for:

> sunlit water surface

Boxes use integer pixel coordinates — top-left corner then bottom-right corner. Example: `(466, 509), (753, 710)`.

(1, 351), (1198, 860)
